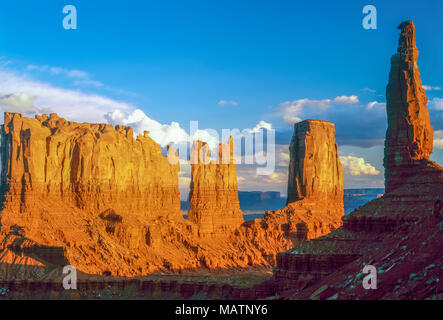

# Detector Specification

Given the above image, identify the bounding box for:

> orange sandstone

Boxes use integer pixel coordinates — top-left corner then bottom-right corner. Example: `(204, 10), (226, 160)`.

(188, 138), (244, 236)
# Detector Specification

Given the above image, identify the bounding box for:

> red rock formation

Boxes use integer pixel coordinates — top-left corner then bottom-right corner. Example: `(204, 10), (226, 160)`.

(271, 120), (344, 243)
(0, 116), (343, 280)
(384, 20), (434, 193)
(287, 119), (343, 205)
(0, 113), (292, 277)
(1, 112), (181, 219)
(273, 21), (443, 297)
(188, 137), (244, 236)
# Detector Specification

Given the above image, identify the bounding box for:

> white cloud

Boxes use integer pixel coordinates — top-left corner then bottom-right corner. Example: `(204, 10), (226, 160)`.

(0, 69), (134, 123)
(434, 130), (443, 149)
(340, 155), (380, 176)
(27, 64), (89, 79)
(429, 98), (443, 111)
(66, 69), (88, 79)
(366, 101), (386, 110)
(280, 95), (359, 125)
(218, 100), (238, 106)
(333, 95), (359, 105)
(423, 85), (442, 91)
(73, 80), (104, 87)
(105, 108), (198, 148)
(0, 92), (39, 114)
(251, 120), (272, 132)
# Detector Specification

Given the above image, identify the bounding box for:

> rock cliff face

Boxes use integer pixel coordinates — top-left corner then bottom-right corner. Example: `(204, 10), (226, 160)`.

(188, 138), (244, 236)
(1, 112), (181, 219)
(287, 120), (343, 204)
(271, 120), (344, 243)
(384, 20), (434, 193)
(273, 21), (443, 297)
(0, 113), (293, 277)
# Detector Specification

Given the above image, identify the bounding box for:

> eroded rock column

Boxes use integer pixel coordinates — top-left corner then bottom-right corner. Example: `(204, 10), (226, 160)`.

(188, 137), (244, 237)
(384, 20), (433, 192)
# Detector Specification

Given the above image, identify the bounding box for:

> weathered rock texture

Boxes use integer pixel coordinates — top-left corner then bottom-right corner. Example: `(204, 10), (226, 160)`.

(384, 20), (434, 193)
(0, 115), (346, 282)
(1, 112), (181, 219)
(287, 120), (343, 204)
(273, 21), (443, 298)
(188, 138), (244, 236)
(270, 120), (344, 243)
(0, 112), (293, 278)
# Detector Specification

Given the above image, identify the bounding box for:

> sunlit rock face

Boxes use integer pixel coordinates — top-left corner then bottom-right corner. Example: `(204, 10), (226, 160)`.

(287, 119), (343, 205)
(384, 20), (434, 193)
(0, 112), (296, 277)
(0, 112), (182, 219)
(188, 137), (244, 237)
(266, 119), (345, 243)
(273, 21), (443, 296)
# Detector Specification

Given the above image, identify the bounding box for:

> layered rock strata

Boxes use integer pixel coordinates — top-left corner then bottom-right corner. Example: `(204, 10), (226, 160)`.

(287, 119), (343, 205)
(0, 113), (291, 276)
(1, 112), (181, 219)
(188, 138), (244, 236)
(270, 120), (344, 243)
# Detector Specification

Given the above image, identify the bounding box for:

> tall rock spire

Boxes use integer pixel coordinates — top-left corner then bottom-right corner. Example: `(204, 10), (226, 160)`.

(188, 137), (244, 237)
(384, 20), (434, 192)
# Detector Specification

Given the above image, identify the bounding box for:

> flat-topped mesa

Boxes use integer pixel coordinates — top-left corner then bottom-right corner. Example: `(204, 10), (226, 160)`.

(188, 137), (244, 237)
(0, 112), (181, 219)
(384, 20), (434, 192)
(287, 119), (343, 204)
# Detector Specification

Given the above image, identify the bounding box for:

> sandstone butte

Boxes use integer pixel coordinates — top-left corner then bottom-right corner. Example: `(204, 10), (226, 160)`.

(283, 119), (344, 240)
(273, 21), (443, 300)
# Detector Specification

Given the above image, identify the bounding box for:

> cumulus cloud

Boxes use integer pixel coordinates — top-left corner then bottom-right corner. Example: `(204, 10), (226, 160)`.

(105, 109), (192, 146)
(218, 100), (238, 106)
(434, 130), (443, 149)
(366, 101), (386, 110)
(250, 120), (272, 133)
(340, 155), (380, 176)
(0, 92), (39, 114)
(429, 98), (443, 111)
(280, 95), (359, 125)
(104, 108), (227, 151)
(0, 69), (134, 123)
(333, 95), (359, 105)
(423, 85), (442, 91)
(276, 95), (387, 148)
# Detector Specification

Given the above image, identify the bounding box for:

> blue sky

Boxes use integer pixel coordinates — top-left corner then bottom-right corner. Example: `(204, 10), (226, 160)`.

(0, 0), (442, 196)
